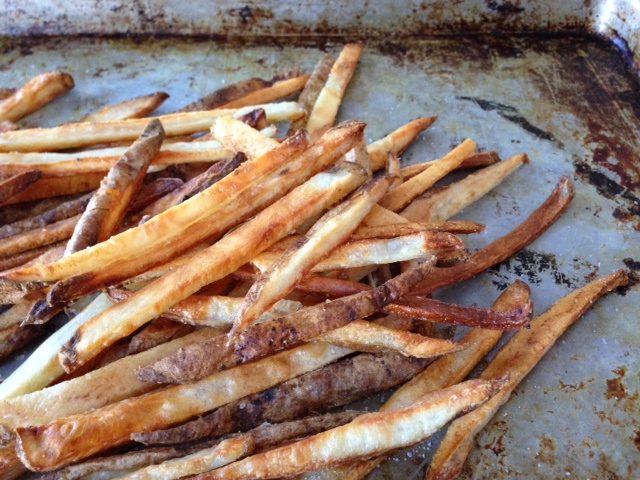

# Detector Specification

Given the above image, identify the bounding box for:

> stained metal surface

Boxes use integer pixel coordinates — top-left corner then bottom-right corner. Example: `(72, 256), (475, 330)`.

(0, 4), (639, 480)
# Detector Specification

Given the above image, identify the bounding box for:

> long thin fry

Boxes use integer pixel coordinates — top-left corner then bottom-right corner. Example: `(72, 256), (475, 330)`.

(401, 153), (528, 222)
(400, 151), (500, 179)
(290, 53), (335, 133)
(81, 92), (169, 122)
(0, 171), (42, 206)
(414, 176), (575, 294)
(0, 72), (74, 122)
(0, 214), (80, 257)
(0, 302), (32, 330)
(0, 323), (41, 360)
(352, 221), (485, 238)
(306, 44), (363, 135)
(222, 75), (309, 108)
(0, 102), (302, 152)
(127, 318), (194, 355)
(380, 139), (477, 211)
(426, 271), (627, 480)
(3, 173), (104, 205)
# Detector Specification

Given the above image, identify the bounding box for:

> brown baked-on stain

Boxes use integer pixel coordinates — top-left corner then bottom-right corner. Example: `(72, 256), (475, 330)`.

(634, 430), (640, 451)
(606, 366), (627, 400)
(535, 435), (556, 465)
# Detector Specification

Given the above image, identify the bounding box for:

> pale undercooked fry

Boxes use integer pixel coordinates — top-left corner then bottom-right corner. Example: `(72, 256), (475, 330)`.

(81, 92), (169, 122)
(0, 72), (74, 122)
(290, 53), (335, 133)
(0, 294), (113, 400)
(58, 136), (367, 372)
(0, 329), (219, 430)
(401, 153), (528, 222)
(0, 323), (40, 361)
(413, 176), (575, 294)
(15, 342), (353, 470)
(0, 214), (80, 258)
(0, 171), (43, 206)
(139, 260), (434, 384)
(306, 43), (363, 135)
(127, 318), (194, 355)
(0, 101), (302, 152)
(380, 138), (477, 212)
(64, 119), (164, 255)
(426, 271), (627, 480)
(400, 151), (500, 179)
(235, 174), (393, 335)
(3, 173), (104, 205)
(367, 117), (437, 171)
(322, 281), (532, 479)
(179, 71), (305, 111)
(134, 351), (431, 446)
(193, 378), (504, 479)
(0, 192), (92, 240)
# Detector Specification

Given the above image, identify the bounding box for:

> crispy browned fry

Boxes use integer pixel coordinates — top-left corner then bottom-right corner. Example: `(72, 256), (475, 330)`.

(127, 177), (183, 213)
(222, 75), (308, 108)
(0, 214), (79, 258)
(235, 175), (393, 335)
(402, 153), (528, 222)
(307, 44), (363, 135)
(0, 243), (62, 272)
(0, 323), (41, 360)
(138, 153), (246, 220)
(352, 221), (484, 239)
(140, 261), (434, 384)
(3, 173), (104, 205)
(414, 176), (575, 294)
(81, 92), (169, 122)
(127, 318), (194, 355)
(0, 195), (71, 225)
(0, 192), (92, 240)
(426, 271), (627, 480)
(0, 102), (302, 152)
(0, 89), (15, 100)
(320, 280), (532, 480)
(237, 108), (268, 130)
(290, 53), (335, 133)
(195, 378), (504, 480)
(8, 243), (64, 273)
(0, 171), (42, 206)
(0, 302), (32, 329)
(15, 342), (352, 470)
(0, 442), (25, 480)
(64, 120), (164, 255)
(400, 151), (500, 179)
(58, 136), (366, 373)
(380, 139), (477, 211)
(0, 121), (17, 133)
(212, 116), (279, 159)
(0, 72), (74, 122)
(178, 71), (304, 111)
(367, 117), (437, 171)
(134, 352), (431, 446)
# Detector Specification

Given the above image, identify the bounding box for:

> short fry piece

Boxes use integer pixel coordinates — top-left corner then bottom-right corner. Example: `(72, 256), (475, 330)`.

(426, 271), (627, 480)
(0, 72), (74, 122)
(0, 171), (42, 206)
(81, 92), (169, 122)
(400, 151), (500, 179)
(380, 139), (477, 212)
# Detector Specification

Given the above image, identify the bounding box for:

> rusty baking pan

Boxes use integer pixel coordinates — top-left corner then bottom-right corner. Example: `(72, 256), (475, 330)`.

(0, 1), (638, 478)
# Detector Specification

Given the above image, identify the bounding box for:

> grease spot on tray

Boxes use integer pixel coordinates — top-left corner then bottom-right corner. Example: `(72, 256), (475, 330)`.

(489, 249), (578, 289)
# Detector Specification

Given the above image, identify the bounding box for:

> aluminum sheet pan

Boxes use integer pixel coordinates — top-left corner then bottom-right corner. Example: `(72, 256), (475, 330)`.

(0, 30), (638, 480)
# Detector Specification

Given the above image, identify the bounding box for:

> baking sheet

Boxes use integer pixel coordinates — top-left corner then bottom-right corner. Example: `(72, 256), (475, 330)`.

(0, 32), (638, 479)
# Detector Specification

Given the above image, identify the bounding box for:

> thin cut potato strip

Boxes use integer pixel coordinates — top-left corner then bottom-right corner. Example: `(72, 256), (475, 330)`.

(0, 214), (80, 257)
(290, 53), (335, 133)
(367, 117), (436, 171)
(221, 75), (309, 108)
(0, 72), (74, 122)
(0, 171), (43, 206)
(0, 323), (41, 361)
(2, 173), (104, 205)
(81, 92), (169, 122)
(400, 151), (500, 179)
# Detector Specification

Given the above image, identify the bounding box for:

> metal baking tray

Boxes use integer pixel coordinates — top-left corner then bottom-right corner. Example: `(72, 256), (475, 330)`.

(0, 1), (638, 478)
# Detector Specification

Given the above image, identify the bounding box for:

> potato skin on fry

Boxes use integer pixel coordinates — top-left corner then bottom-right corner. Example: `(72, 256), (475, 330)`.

(0, 171), (43, 207)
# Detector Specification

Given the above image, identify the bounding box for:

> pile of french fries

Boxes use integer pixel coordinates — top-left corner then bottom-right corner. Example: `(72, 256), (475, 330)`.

(0, 43), (627, 480)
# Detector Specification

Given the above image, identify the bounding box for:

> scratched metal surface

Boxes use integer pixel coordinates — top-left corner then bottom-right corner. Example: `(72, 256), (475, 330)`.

(0, 20), (639, 480)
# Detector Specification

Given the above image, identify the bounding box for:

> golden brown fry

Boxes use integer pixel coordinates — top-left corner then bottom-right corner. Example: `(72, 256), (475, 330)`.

(222, 75), (309, 108)
(3, 173), (103, 205)
(64, 120), (164, 255)
(0, 72), (74, 122)
(81, 92), (169, 122)
(380, 138), (476, 211)
(0, 171), (42, 206)
(0, 101), (302, 152)
(0, 214), (79, 258)
(15, 342), (352, 471)
(127, 318), (194, 355)
(290, 53), (335, 133)
(0, 441), (25, 480)
(402, 153), (528, 222)
(0, 302), (32, 330)
(0, 121), (17, 133)
(400, 151), (500, 179)
(414, 176), (575, 294)
(352, 221), (484, 239)
(426, 271), (627, 480)
(194, 378), (504, 479)
(307, 44), (363, 135)
(0, 243), (62, 272)
(211, 116), (279, 159)
(367, 117), (437, 171)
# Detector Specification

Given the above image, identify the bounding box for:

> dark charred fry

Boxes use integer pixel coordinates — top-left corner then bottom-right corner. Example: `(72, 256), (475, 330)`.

(0, 171), (43, 207)
(127, 177), (184, 213)
(0, 323), (42, 361)
(127, 318), (194, 355)
(238, 108), (268, 130)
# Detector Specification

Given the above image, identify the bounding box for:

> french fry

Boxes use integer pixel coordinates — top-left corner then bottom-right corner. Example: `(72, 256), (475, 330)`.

(64, 119), (164, 255)
(0, 89), (15, 101)
(400, 151), (500, 179)
(0, 121), (17, 133)
(352, 221), (485, 238)
(0, 243), (63, 272)
(15, 342), (353, 470)
(211, 116), (279, 159)
(0, 101), (303, 152)
(0, 441), (25, 480)
(426, 271), (627, 480)
(0, 302), (32, 330)
(306, 43), (363, 135)
(402, 153), (528, 222)
(0, 72), (74, 122)
(127, 318), (194, 355)
(0, 171), (42, 206)
(222, 75), (309, 108)
(81, 92), (169, 122)
(127, 177), (183, 214)
(413, 177), (575, 294)
(179, 71), (305, 111)
(380, 139), (477, 211)
(362, 203), (408, 226)
(0, 329), (219, 430)
(193, 378), (504, 479)
(235, 175), (393, 334)
(58, 143), (367, 372)
(0, 323), (41, 361)
(133, 351), (431, 446)
(0, 214), (80, 258)
(367, 117), (437, 171)
(140, 260), (434, 384)
(0, 192), (92, 240)
(3, 173), (104, 205)
(290, 53), (335, 133)
(0, 294), (113, 400)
